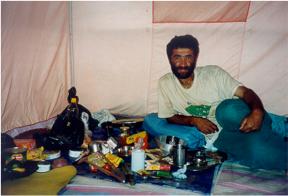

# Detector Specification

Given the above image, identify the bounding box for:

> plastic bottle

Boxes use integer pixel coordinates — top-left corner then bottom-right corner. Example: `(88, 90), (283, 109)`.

(131, 138), (145, 172)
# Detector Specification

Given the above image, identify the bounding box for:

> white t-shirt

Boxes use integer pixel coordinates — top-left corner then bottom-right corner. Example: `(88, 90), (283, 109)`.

(158, 65), (242, 146)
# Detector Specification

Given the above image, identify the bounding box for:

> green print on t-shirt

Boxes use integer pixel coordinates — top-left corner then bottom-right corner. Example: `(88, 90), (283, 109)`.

(185, 104), (211, 117)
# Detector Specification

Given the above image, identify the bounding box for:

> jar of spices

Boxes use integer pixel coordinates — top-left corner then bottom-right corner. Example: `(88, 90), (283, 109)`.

(119, 126), (130, 146)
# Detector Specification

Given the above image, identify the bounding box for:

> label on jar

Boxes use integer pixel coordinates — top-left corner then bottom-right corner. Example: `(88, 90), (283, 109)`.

(11, 153), (24, 161)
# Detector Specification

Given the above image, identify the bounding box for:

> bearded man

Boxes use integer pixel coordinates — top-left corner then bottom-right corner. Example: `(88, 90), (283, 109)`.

(144, 34), (287, 171)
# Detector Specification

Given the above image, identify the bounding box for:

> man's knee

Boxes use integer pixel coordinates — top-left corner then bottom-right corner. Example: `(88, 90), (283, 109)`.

(216, 99), (250, 130)
(143, 113), (167, 136)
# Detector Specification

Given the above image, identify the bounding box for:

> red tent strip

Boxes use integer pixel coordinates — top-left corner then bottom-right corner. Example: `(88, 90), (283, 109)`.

(153, 1), (250, 23)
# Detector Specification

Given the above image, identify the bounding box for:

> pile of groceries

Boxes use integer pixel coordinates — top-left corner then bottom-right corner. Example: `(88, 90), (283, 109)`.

(2, 120), (225, 185)
(74, 124), (226, 185)
(2, 88), (225, 184)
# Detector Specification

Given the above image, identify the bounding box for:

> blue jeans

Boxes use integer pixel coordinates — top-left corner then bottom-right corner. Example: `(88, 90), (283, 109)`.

(143, 113), (206, 149)
(143, 99), (288, 170)
(214, 99), (287, 170)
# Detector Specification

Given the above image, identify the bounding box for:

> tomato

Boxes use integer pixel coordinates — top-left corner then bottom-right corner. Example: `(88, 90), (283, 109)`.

(103, 163), (111, 171)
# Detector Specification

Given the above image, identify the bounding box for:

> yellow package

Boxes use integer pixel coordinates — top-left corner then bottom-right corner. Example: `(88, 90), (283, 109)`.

(88, 152), (106, 167)
(105, 153), (123, 168)
(26, 146), (46, 161)
(126, 131), (147, 145)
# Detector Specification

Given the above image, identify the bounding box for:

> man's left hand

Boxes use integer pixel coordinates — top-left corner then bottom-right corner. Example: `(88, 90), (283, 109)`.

(239, 109), (264, 133)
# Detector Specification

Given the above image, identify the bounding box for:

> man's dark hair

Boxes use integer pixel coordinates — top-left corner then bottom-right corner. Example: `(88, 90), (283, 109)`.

(166, 35), (199, 60)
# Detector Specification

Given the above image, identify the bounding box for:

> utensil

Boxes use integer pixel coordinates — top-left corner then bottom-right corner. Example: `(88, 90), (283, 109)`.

(116, 146), (134, 157)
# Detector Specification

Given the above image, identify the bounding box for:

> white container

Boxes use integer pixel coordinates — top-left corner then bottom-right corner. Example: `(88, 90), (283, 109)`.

(131, 149), (145, 172)
(45, 150), (61, 160)
(69, 149), (82, 158)
(37, 161), (51, 173)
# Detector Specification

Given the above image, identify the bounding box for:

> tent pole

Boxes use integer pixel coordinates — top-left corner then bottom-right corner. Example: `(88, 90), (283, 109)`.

(68, 1), (75, 87)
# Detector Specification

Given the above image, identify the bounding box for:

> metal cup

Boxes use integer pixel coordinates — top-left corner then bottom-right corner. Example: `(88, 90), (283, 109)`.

(89, 141), (101, 153)
(173, 144), (186, 168)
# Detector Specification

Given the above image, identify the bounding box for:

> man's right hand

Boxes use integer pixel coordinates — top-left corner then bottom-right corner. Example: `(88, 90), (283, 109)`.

(191, 117), (218, 134)
(167, 115), (218, 134)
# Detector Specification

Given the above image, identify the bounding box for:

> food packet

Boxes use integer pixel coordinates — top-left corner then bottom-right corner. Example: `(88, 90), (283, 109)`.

(26, 146), (46, 161)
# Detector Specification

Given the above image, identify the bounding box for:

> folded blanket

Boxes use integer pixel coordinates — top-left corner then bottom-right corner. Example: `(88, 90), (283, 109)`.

(2, 165), (77, 195)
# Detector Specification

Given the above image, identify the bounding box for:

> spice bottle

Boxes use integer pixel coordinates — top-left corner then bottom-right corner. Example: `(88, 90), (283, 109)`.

(119, 126), (130, 146)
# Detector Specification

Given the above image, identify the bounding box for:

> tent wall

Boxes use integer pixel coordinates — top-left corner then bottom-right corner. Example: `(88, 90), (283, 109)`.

(239, 2), (288, 114)
(1, 1), (287, 133)
(1, 2), (70, 132)
(72, 2), (152, 116)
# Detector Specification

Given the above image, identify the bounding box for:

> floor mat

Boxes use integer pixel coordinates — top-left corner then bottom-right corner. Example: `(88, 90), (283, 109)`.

(60, 161), (287, 195)
(213, 161), (288, 195)
(59, 164), (221, 195)
(60, 176), (202, 195)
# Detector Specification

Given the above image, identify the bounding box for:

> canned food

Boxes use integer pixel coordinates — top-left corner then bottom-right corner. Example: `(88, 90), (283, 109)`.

(4, 147), (27, 162)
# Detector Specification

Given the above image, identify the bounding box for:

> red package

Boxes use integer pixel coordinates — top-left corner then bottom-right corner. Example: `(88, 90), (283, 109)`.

(14, 139), (36, 150)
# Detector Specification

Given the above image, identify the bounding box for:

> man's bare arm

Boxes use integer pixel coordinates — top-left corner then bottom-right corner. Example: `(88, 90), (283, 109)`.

(234, 86), (265, 132)
(167, 115), (218, 134)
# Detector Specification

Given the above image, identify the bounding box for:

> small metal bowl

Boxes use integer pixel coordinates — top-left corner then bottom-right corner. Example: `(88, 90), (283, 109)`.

(192, 157), (208, 167)
(116, 146), (134, 157)
(89, 141), (106, 153)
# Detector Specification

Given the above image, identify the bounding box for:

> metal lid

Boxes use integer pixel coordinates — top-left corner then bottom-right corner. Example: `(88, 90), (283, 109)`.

(4, 147), (27, 154)
(120, 126), (130, 131)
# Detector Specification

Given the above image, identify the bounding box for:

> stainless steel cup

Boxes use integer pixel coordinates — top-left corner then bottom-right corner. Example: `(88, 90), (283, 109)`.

(89, 141), (101, 153)
(173, 144), (186, 168)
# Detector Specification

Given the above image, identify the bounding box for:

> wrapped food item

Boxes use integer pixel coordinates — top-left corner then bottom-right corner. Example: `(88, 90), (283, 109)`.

(145, 160), (171, 171)
(126, 131), (148, 149)
(27, 146), (46, 161)
(86, 152), (126, 183)
(87, 152), (106, 167)
(105, 153), (123, 168)
(14, 139), (36, 150)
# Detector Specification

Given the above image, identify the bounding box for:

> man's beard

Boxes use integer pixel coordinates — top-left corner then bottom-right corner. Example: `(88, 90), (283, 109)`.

(171, 62), (196, 79)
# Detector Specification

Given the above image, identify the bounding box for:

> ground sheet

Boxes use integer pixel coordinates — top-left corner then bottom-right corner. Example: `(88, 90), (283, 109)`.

(213, 161), (287, 195)
(60, 161), (287, 195)
(59, 164), (221, 195)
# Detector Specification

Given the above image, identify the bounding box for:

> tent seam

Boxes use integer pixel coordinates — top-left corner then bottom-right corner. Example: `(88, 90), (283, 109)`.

(68, 1), (75, 87)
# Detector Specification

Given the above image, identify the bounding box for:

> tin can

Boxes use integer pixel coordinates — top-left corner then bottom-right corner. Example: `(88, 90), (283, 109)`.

(4, 147), (27, 162)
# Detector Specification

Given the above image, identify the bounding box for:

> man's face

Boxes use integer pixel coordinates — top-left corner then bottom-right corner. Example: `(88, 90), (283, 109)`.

(170, 48), (197, 79)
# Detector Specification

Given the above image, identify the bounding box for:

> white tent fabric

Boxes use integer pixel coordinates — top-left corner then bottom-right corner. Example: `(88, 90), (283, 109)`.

(1, 2), (70, 132)
(72, 2), (152, 116)
(239, 2), (288, 114)
(1, 1), (288, 133)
